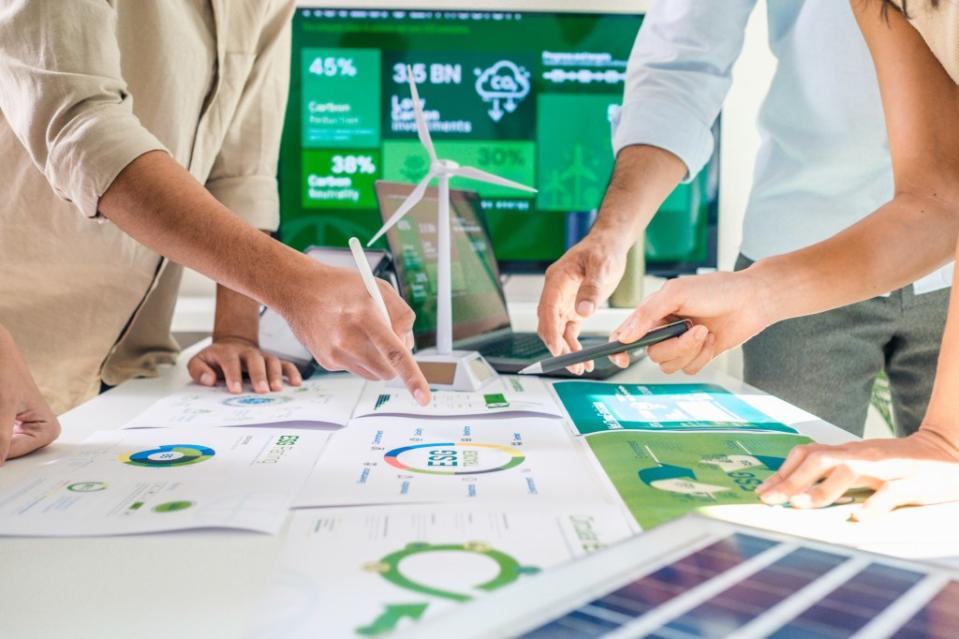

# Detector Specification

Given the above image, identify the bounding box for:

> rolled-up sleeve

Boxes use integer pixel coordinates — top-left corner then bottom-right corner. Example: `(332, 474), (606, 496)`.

(0, 0), (167, 218)
(613, 0), (758, 181)
(204, 0), (295, 233)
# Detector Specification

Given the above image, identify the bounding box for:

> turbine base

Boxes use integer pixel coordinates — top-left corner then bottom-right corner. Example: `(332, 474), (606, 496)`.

(391, 350), (498, 392)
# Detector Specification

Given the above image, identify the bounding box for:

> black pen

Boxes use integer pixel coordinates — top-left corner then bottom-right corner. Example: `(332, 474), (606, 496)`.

(518, 319), (693, 375)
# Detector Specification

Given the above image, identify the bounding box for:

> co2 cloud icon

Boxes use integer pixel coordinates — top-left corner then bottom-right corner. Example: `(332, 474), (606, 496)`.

(474, 60), (530, 122)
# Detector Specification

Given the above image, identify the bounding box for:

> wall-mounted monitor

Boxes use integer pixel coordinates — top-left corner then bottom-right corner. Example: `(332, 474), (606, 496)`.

(278, 7), (718, 274)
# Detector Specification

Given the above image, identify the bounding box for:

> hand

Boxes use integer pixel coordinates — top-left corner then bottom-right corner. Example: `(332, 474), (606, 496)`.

(188, 336), (303, 394)
(280, 264), (430, 406)
(756, 430), (959, 521)
(0, 326), (61, 464)
(608, 269), (773, 373)
(538, 234), (629, 374)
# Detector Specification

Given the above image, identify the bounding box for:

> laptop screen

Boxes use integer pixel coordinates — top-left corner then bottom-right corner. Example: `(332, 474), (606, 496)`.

(374, 181), (511, 348)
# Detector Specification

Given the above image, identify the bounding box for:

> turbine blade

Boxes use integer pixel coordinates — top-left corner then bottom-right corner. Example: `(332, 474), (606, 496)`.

(453, 166), (538, 193)
(407, 65), (437, 162)
(367, 173), (434, 246)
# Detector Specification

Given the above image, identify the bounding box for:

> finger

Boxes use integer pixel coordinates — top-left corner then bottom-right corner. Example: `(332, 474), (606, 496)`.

(380, 281), (417, 337)
(339, 340), (396, 380)
(325, 349), (380, 381)
(789, 463), (858, 509)
(758, 449), (838, 505)
(242, 351), (270, 394)
(282, 361), (303, 386)
(610, 285), (683, 344)
(366, 322), (431, 406)
(218, 352), (244, 394)
(574, 267), (605, 318)
(682, 334), (717, 375)
(563, 324), (585, 375)
(609, 352), (630, 369)
(856, 480), (913, 522)
(187, 357), (218, 387)
(8, 416), (62, 460)
(757, 445), (816, 494)
(265, 356), (284, 391)
(0, 402), (15, 465)
(647, 324), (708, 362)
(538, 269), (581, 356)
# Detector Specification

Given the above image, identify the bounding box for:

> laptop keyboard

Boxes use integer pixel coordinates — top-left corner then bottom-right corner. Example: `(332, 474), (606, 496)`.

(479, 333), (551, 359)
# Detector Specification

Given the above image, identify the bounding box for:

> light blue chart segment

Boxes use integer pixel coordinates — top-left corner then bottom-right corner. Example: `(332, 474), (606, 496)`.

(553, 382), (798, 435)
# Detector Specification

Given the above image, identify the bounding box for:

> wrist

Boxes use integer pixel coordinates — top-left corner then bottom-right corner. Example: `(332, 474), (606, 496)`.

(739, 259), (785, 330)
(268, 254), (334, 322)
(586, 224), (637, 256)
(916, 425), (959, 459)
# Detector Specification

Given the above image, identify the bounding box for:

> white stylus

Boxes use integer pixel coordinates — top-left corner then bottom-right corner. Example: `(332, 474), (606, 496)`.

(348, 237), (392, 325)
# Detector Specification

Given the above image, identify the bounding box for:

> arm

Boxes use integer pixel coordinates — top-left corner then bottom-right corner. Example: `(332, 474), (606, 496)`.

(623, 0), (959, 517)
(615, 0), (959, 372)
(0, 0), (429, 403)
(754, 0), (959, 518)
(99, 152), (426, 401)
(748, 0), (959, 316)
(537, 0), (757, 366)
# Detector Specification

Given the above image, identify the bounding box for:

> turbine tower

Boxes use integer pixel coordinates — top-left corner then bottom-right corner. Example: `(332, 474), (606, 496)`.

(367, 66), (537, 390)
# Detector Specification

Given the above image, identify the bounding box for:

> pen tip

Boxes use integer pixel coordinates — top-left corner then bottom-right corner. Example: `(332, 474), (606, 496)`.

(518, 364), (538, 375)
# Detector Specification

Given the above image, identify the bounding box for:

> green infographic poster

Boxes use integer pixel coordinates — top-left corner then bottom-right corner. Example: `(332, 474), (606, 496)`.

(553, 382), (798, 435)
(587, 431), (812, 529)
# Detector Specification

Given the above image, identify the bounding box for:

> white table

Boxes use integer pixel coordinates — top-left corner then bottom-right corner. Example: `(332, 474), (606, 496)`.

(1, 337), (952, 639)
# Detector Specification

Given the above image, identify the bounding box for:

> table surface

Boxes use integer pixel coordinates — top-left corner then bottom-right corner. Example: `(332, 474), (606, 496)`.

(2, 320), (955, 639)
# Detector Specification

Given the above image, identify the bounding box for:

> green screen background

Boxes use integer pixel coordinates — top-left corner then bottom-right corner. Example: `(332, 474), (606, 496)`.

(278, 8), (717, 272)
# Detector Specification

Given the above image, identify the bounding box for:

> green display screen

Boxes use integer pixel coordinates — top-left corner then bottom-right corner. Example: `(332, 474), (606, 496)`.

(279, 8), (718, 273)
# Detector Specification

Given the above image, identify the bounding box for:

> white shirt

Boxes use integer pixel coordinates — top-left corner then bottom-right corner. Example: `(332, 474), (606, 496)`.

(613, 0), (952, 295)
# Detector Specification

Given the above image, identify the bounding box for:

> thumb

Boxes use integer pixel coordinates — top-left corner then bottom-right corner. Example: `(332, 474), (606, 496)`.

(379, 280), (416, 337)
(611, 287), (682, 344)
(575, 274), (604, 318)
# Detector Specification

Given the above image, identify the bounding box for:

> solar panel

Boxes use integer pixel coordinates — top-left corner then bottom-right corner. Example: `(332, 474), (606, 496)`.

(399, 516), (959, 639)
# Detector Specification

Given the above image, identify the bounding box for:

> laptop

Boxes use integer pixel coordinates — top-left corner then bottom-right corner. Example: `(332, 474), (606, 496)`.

(374, 181), (641, 378)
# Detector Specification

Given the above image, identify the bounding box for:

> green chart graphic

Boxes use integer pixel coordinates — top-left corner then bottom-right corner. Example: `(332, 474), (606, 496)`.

(301, 48), (381, 148)
(356, 541), (540, 636)
(588, 432), (812, 529)
(537, 94), (620, 212)
(382, 140), (535, 199)
(152, 500), (195, 513)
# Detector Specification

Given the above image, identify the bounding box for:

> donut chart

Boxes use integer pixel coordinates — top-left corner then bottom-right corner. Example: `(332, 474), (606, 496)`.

(384, 442), (525, 476)
(119, 444), (216, 468)
(222, 395), (292, 407)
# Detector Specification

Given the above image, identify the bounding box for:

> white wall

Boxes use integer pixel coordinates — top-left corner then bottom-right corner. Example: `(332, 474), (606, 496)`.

(719, 1), (774, 272)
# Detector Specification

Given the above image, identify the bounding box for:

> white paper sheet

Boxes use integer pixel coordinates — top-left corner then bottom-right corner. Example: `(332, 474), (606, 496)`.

(121, 375), (364, 429)
(353, 376), (562, 418)
(0, 428), (330, 537)
(245, 505), (637, 638)
(293, 416), (613, 508)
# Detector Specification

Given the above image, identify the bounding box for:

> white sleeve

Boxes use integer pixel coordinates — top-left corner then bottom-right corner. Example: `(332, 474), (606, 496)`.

(613, 0), (759, 181)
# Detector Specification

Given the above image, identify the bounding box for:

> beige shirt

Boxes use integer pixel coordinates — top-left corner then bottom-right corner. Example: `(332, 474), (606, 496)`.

(0, 0), (294, 414)
(901, 0), (959, 83)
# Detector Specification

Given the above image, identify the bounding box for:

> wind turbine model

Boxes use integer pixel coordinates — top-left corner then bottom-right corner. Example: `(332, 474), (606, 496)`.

(367, 66), (537, 391)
